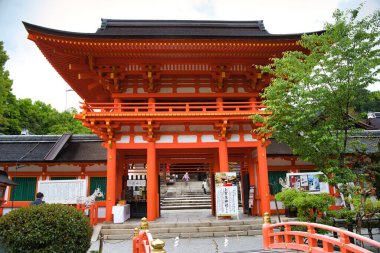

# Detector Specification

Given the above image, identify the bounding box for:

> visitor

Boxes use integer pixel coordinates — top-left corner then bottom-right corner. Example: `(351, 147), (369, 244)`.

(182, 172), (190, 185)
(31, 192), (45, 205)
(202, 179), (209, 194)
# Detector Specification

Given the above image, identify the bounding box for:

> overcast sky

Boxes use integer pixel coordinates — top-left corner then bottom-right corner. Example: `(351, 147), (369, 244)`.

(0, 0), (379, 112)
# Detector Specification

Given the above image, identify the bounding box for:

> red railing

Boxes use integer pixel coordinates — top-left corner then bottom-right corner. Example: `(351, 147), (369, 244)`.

(76, 203), (99, 226)
(132, 218), (166, 253)
(81, 101), (266, 114)
(262, 213), (380, 253)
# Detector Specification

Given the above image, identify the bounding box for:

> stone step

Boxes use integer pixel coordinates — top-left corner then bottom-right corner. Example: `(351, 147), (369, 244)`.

(101, 220), (263, 230)
(161, 202), (211, 206)
(102, 229), (262, 240)
(161, 199), (211, 203)
(163, 196), (211, 199)
(161, 205), (211, 210)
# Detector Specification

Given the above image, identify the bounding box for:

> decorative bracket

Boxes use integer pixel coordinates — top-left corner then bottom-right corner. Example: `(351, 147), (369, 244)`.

(246, 66), (262, 91)
(212, 65), (229, 92)
(142, 120), (160, 142)
(143, 65), (160, 93)
(214, 120), (231, 141)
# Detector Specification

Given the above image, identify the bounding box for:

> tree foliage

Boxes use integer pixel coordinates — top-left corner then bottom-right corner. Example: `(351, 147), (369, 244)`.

(0, 41), (16, 134)
(253, 6), (380, 189)
(0, 41), (90, 135)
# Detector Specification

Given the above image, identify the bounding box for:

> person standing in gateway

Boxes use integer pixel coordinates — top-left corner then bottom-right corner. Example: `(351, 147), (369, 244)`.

(31, 192), (45, 205)
(182, 172), (190, 185)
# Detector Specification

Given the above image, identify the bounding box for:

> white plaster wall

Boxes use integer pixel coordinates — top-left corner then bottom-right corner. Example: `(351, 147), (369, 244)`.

(177, 87), (195, 93)
(156, 135), (174, 143)
(201, 135), (218, 143)
(47, 165), (81, 172)
(158, 87), (173, 93)
(97, 207), (106, 218)
(125, 88), (133, 94)
(189, 125), (214, 132)
(134, 135), (147, 143)
(137, 88), (146, 93)
(199, 87), (212, 93)
(159, 125), (185, 132)
(134, 126), (144, 132)
(117, 135), (130, 143)
(237, 87), (246, 93)
(120, 126), (130, 132)
(8, 165), (42, 172)
(178, 135), (197, 143)
(86, 164), (106, 172)
(226, 87), (234, 93)
(227, 134), (240, 142)
(244, 134), (257, 142)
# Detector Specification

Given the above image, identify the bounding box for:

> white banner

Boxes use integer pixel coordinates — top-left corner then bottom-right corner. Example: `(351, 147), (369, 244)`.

(216, 186), (239, 216)
(38, 180), (87, 204)
(127, 180), (146, 187)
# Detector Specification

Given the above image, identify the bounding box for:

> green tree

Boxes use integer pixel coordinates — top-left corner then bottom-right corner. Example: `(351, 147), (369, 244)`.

(0, 41), (90, 135)
(253, 6), (380, 197)
(48, 108), (91, 134)
(0, 41), (17, 134)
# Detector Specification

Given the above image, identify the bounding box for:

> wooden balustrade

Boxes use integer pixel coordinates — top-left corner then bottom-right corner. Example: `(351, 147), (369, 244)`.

(76, 203), (99, 226)
(80, 101), (266, 114)
(262, 213), (380, 253)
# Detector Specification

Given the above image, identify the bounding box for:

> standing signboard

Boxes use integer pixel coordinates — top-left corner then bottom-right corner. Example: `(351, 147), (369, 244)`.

(215, 172), (239, 219)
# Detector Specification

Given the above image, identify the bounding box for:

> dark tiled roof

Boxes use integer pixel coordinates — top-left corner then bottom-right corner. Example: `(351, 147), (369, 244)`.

(267, 139), (293, 155)
(0, 135), (105, 163)
(267, 130), (380, 155)
(55, 141), (106, 162)
(23, 20), (322, 39)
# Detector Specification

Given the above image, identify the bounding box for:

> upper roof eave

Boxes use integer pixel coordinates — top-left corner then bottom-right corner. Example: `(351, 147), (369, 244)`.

(23, 21), (324, 40)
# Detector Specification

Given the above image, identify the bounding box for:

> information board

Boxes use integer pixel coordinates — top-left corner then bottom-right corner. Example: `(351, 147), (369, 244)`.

(286, 172), (329, 194)
(216, 186), (239, 216)
(215, 172), (239, 218)
(38, 179), (87, 204)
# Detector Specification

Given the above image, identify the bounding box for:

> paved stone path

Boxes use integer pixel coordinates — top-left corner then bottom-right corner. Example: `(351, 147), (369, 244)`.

(88, 234), (266, 253)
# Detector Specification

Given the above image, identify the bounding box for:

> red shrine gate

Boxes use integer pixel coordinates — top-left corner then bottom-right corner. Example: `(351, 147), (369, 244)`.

(24, 20), (309, 221)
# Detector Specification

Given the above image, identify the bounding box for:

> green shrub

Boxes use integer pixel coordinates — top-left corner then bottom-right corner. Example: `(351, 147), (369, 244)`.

(0, 204), (92, 253)
(275, 188), (335, 222)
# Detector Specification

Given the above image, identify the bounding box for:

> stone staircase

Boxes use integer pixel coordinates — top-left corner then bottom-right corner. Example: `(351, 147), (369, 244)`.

(161, 191), (211, 210)
(101, 219), (263, 240)
(160, 181), (212, 210)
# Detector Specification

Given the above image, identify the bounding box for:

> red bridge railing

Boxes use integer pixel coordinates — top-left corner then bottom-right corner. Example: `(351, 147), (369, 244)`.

(133, 217), (166, 253)
(262, 213), (380, 253)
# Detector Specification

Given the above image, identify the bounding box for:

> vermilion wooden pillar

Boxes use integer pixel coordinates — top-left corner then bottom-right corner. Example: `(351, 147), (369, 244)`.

(147, 141), (158, 221)
(257, 144), (271, 215)
(105, 144), (117, 222)
(218, 140), (229, 172)
(247, 151), (256, 216)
